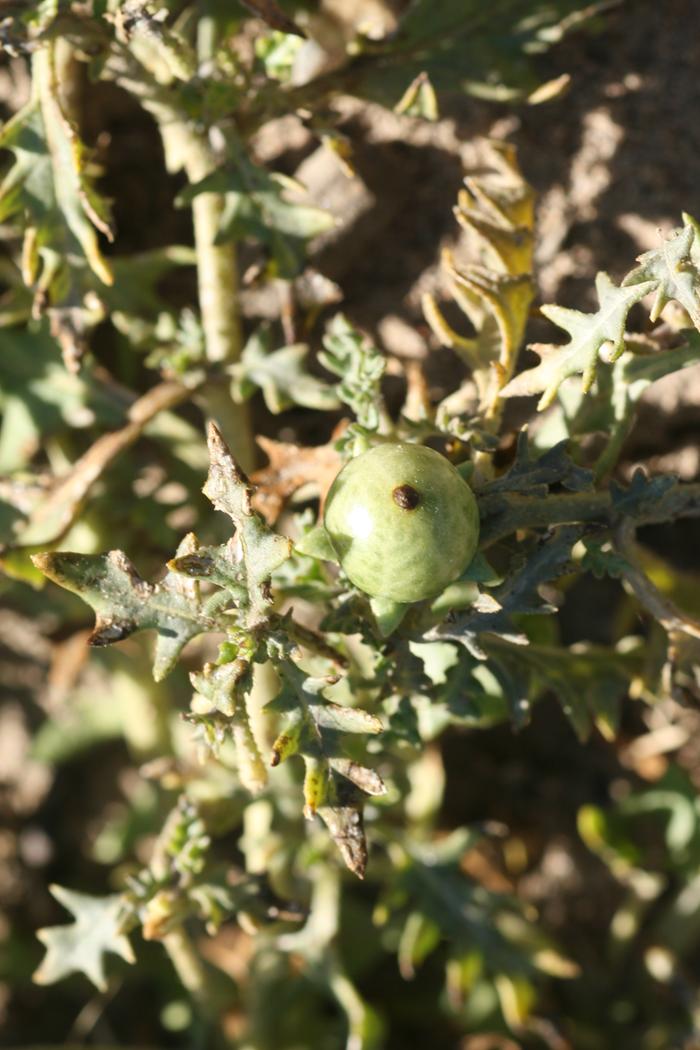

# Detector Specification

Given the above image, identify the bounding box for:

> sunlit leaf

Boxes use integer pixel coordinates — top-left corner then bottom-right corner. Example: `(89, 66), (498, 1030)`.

(202, 422), (292, 625)
(178, 155), (333, 278)
(503, 273), (656, 408)
(623, 223), (700, 330)
(319, 314), (387, 432)
(267, 656), (385, 877)
(424, 142), (535, 415)
(34, 885), (134, 991)
(0, 43), (113, 301)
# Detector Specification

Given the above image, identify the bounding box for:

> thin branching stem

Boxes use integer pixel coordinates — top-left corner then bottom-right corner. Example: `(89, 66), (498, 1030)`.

(479, 482), (700, 546)
(162, 927), (223, 1022)
(615, 518), (700, 640)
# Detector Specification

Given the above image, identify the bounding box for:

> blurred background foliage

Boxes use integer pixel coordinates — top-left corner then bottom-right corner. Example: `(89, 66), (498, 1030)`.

(1, 2), (700, 1049)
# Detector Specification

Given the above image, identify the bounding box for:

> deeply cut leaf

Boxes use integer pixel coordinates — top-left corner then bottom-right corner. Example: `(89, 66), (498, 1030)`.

(502, 273), (656, 408)
(252, 435), (342, 524)
(202, 423), (292, 625)
(34, 885), (134, 991)
(430, 527), (580, 659)
(424, 142), (535, 415)
(319, 314), (387, 431)
(230, 326), (340, 414)
(487, 638), (640, 740)
(268, 657), (385, 877)
(32, 534), (209, 681)
(623, 223), (700, 330)
(481, 430), (593, 497)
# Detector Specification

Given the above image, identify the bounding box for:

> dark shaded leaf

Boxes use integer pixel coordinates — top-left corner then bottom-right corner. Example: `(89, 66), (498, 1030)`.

(343, 0), (610, 106)
(482, 430), (593, 497)
(611, 469), (677, 517)
(430, 527), (580, 658)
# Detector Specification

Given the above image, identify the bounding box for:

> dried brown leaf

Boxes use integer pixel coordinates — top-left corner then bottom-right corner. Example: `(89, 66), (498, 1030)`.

(251, 435), (342, 523)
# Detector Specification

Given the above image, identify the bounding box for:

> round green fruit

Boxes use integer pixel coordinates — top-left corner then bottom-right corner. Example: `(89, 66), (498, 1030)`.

(323, 443), (480, 603)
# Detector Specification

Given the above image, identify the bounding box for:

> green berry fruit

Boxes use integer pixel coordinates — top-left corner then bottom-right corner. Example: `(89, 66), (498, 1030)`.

(323, 443), (480, 603)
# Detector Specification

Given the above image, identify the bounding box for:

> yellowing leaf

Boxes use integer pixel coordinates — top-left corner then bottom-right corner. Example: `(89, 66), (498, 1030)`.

(0, 45), (113, 288)
(395, 72), (439, 121)
(446, 260), (534, 375)
(424, 143), (535, 417)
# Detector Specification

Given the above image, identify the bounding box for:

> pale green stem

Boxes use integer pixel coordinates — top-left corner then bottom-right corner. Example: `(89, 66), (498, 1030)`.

(162, 926), (219, 1019)
(115, 660), (173, 758)
(163, 926), (208, 995)
(103, 48), (255, 469)
(155, 820), (234, 1038)
(479, 482), (700, 547)
(328, 967), (377, 1050)
(183, 134), (242, 365)
(53, 35), (82, 114)
(594, 414), (633, 483)
(197, 14), (218, 65)
(247, 659), (280, 756)
(295, 865), (379, 1050)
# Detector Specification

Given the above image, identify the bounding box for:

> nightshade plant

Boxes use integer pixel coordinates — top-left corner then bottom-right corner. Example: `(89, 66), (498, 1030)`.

(2, 2), (700, 1048)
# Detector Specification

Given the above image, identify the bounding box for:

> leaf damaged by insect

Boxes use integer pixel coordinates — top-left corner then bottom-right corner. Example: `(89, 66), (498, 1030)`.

(32, 535), (211, 682)
(266, 653), (385, 878)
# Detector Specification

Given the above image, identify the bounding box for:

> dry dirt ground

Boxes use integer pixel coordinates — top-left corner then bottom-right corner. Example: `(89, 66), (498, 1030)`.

(251, 0), (700, 466)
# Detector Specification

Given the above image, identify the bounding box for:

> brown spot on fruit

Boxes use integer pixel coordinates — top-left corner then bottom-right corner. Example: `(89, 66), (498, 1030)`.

(392, 484), (420, 510)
